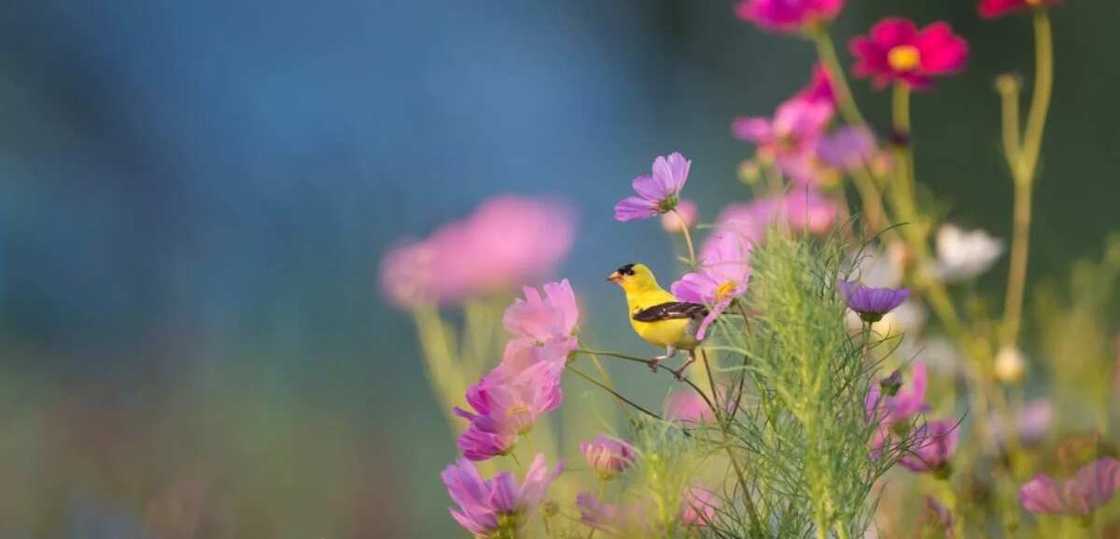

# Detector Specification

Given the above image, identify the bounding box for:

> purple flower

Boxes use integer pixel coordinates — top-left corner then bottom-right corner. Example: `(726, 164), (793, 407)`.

(990, 399), (1053, 447)
(672, 232), (752, 339)
(576, 493), (651, 535)
(680, 487), (719, 527)
(839, 280), (910, 322)
(454, 354), (566, 461)
(441, 453), (562, 537)
(899, 420), (959, 473)
(1020, 458), (1120, 516)
(580, 435), (637, 480)
(614, 152), (691, 221)
(816, 126), (878, 170)
(576, 493), (619, 532)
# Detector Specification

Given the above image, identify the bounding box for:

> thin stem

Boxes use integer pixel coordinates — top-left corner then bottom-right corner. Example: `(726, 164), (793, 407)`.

(849, 165), (890, 236)
(568, 365), (663, 421)
(811, 28), (868, 126)
(1001, 11), (1054, 346)
(997, 76), (1022, 173)
(673, 208), (698, 266)
(892, 83), (911, 135)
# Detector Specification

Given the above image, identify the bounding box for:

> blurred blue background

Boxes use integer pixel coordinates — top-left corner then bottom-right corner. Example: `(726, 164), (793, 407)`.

(0, 1), (1114, 537)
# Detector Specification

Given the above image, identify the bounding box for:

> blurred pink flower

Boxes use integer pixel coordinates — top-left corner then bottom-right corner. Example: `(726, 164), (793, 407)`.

(1020, 458), (1120, 515)
(990, 399), (1053, 447)
(380, 196), (574, 308)
(664, 389), (716, 424)
(661, 199), (698, 233)
(710, 190), (838, 250)
(734, 0), (844, 33)
(614, 152), (691, 221)
(576, 493), (619, 531)
(850, 18), (969, 90)
(580, 434), (637, 480)
(980, 0), (1060, 19)
(783, 189), (839, 234)
(680, 487), (719, 527)
(795, 64), (837, 107)
(454, 356), (565, 461)
(899, 420), (959, 473)
(442, 453), (561, 537)
(672, 231), (752, 339)
(733, 99), (833, 185)
(867, 362), (929, 426)
(576, 493), (651, 534)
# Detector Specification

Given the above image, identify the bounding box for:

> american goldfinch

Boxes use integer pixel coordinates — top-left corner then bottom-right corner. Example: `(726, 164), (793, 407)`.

(608, 263), (708, 378)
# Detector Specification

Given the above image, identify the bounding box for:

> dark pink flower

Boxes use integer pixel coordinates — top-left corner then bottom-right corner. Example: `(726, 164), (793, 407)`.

(580, 434), (637, 479)
(899, 420), (959, 473)
(442, 453), (561, 536)
(867, 362), (929, 426)
(380, 196), (574, 308)
(795, 64), (837, 108)
(672, 232), (752, 339)
(1020, 458), (1120, 515)
(454, 354), (566, 461)
(614, 152), (691, 221)
(850, 18), (969, 90)
(980, 0), (1061, 19)
(680, 487), (719, 527)
(839, 280), (910, 322)
(733, 99), (833, 185)
(734, 0), (844, 33)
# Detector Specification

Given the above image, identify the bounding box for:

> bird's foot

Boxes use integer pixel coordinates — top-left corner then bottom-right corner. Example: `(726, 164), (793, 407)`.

(647, 357), (665, 373)
(671, 358), (696, 381)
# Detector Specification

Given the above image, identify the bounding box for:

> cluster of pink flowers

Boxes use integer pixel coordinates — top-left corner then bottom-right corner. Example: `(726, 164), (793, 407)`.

(455, 280), (578, 461)
(381, 196), (574, 308)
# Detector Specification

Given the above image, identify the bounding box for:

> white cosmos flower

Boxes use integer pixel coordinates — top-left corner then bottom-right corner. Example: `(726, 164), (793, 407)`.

(934, 224), (1004, 282)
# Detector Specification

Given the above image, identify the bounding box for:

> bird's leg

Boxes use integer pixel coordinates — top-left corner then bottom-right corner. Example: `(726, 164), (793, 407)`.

(671, 350), (697, 381)
(648, 346), (676, 373)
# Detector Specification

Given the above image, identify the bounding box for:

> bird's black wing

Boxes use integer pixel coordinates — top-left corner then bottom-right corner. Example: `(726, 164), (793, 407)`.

(632, 302), (709, 322)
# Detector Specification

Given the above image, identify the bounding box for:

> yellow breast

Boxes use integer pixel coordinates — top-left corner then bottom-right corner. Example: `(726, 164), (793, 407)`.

(626, 290), (700, 350)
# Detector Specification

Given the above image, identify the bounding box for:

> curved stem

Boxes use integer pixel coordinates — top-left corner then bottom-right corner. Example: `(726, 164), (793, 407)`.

(811, 29), (868, 126)
(568, 365), (663, 421)
(1002, 11), (1053, 346)
(673, 208), (698, 266)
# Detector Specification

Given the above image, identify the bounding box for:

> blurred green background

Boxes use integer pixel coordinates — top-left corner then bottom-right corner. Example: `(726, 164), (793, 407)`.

(0, 1), (1114, 537)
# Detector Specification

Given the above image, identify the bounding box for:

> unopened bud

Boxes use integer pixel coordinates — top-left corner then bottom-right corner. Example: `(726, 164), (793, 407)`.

(738, 160), (761, 185)
(994, 345), (1026, 384)
(880, 369), (903, 397)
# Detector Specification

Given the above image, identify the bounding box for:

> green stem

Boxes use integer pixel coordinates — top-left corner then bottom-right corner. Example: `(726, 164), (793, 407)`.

(673, 208), (698, 266)
(811, 28), (868, 126)
(1001, 11), (1054, 346)
(568, 365), (663, 421)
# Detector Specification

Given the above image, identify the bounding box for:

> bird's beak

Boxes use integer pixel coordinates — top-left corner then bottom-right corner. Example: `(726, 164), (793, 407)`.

(607, 271), (622, 284)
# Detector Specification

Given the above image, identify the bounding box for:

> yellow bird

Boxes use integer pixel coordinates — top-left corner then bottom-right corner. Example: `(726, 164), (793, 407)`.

(607, 263), (708, 378)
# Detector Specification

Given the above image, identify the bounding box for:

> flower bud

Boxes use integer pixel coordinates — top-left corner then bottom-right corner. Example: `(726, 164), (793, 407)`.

(580, 435), (637, 480)
(994, 345), (1026, 384)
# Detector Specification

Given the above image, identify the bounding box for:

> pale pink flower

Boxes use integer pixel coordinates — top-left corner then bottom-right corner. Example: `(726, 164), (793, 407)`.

(672, 232), (752, 339)
(733, 99), (833, 185)
(380, 196), (573, 308)
(580, 435), (637, 479)
(614, 153), (691, 221)
(661, 199), (698, 233)
(899, 420), (959, 473)
(680, 487), (719, 527)
(502, 279), (579, 351)
(1020, 458), (1120, 515)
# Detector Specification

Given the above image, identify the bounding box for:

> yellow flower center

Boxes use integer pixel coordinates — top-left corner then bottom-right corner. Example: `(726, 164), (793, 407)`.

(1025, 0), (1041, 4)
(714, 280), (737, 302)
(887, 45), (921, 72)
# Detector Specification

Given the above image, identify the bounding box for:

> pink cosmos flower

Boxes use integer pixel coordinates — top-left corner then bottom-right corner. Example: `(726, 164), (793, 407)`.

(380, 196), (574, 308)
(867, 362), (929, 426)
(795, 64), (837, 107)
(980, 0), (1061, 19)
(441, 453), (562, 537)
(576, 493), (651, 534)
(576, 493), (619, 531)
(850, 18), (969, 90)
(709, 190), (839, 250)
(661, 199), (698, 233)
(580, 434), (637, 480)
(990, 399), (1053, 447)
(783, 189), (839, 235)
(502, 279), (579, 351)
(734, 0), (844, 33)
(816, 126), (878, 171)
(672, 232), (752, 339)
(1020, 458), (1120, 515)
(899, 420), (960, 473)
(614, 153), (691, 221)
(454, 357), (565, 461)
(664, 389), (716, 424)
(680, 487), (720, 527)
(733, 99), (833, 185)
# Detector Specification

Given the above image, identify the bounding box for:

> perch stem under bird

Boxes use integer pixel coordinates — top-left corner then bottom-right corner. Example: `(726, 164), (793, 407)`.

(607, 263), (709, 380)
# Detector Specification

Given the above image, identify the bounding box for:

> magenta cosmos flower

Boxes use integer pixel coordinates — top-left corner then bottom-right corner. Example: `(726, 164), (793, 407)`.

(1020, 458), (1120, 515)
(454, 356), (565, 461)
(867, 362), (929, 425)
(614, 152), (691, 222)
(980, 0), (1061, 19)
(899, 420), (960, 473)
(733, 98), (833, 185)
(734, 0), (844, 33)
(441, 453), (562, 537)
(850, 18), (969, 90)
(839, 280), (910, 322)
(680, 487), (720, 527)
(580, 434), (637, 480)
(380, 196), (573, 308)
(672, 232), (752, 339)
(795, 64), (836, 107)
